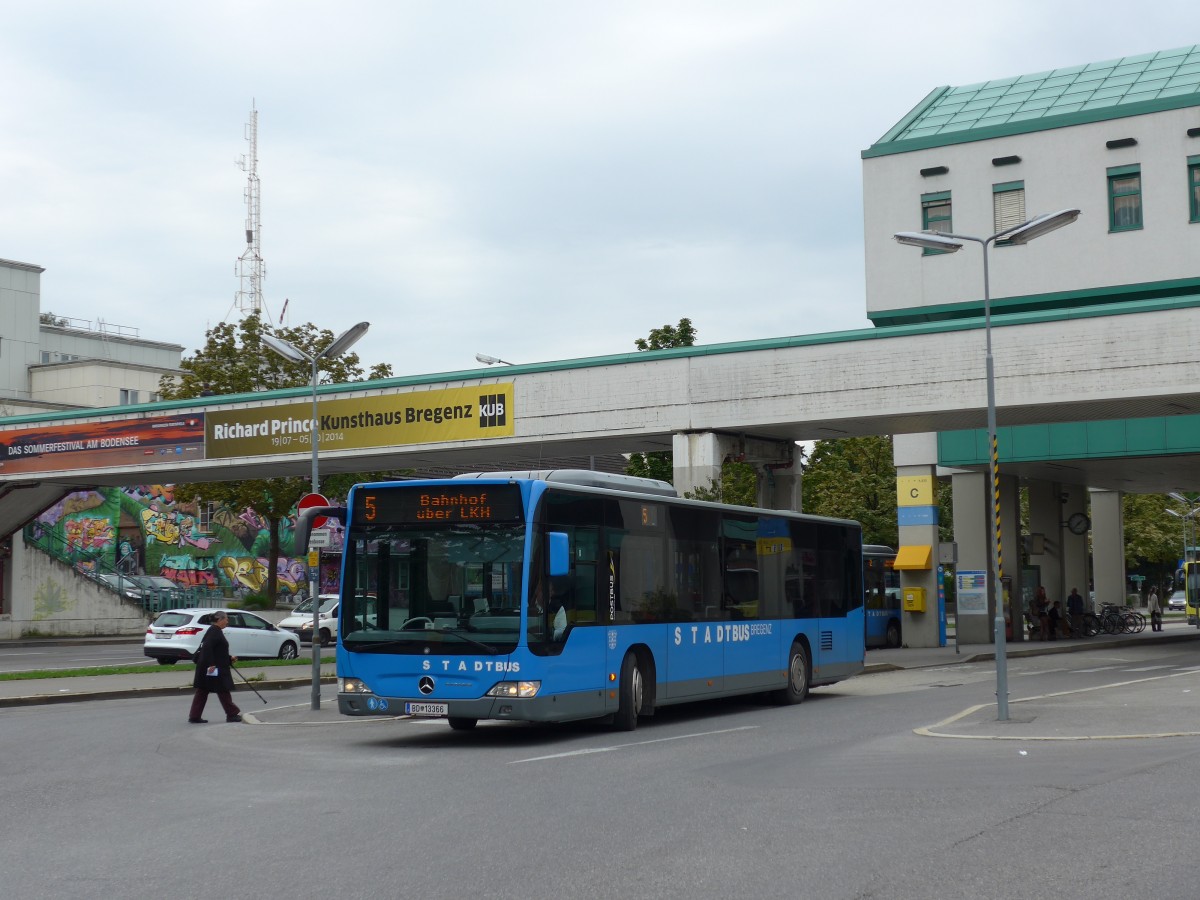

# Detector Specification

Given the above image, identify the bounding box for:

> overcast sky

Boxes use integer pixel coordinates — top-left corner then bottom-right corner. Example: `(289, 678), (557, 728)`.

(1, 2), (1195, 378)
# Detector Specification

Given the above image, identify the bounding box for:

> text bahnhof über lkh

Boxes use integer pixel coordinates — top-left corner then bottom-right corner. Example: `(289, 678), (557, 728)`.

(212, 406), (474, 441)
(416, 492), (494, 520)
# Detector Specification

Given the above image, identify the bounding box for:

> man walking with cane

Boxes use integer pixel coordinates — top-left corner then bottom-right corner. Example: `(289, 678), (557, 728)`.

(188, 611), (243, 723)
(1148, 585), (1163, 633)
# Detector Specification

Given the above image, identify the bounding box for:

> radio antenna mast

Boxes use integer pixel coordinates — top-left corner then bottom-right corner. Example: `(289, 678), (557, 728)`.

(234, 102), (269, 321)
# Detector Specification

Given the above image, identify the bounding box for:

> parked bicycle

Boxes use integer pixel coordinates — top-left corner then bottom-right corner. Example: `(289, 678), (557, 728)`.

(1095, 602), (1146, 634)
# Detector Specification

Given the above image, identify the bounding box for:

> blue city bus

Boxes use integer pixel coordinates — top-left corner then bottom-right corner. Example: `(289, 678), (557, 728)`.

(323, 470), (866, 731)
(863, 545), (901, 649)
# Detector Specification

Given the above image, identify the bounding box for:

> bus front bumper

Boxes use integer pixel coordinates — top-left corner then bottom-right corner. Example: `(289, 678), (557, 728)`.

(338, 690), (606, 723)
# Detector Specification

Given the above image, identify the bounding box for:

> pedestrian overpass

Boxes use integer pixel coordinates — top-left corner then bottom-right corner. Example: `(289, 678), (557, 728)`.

(4, 293), (1199, 645)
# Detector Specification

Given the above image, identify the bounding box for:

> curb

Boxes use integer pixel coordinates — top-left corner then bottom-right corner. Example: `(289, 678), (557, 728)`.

(0, 674), (338, 709)
(862, 630), (1200, 674)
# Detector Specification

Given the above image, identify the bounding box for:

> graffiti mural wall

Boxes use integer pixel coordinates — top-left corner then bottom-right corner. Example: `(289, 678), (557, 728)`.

(30, 485), (344, 601)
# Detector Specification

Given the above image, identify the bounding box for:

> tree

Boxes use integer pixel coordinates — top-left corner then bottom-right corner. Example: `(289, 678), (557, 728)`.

(160, 314), (396, 603)
(159, 313), (392, 398)
(802, 435), (955, 545)
(634, 317), (697, 351)
(801, 436), (898, 546)
(1124, 493), (1181, 593)
(684, 460), (759, 507)
(626, 318), (696, 484)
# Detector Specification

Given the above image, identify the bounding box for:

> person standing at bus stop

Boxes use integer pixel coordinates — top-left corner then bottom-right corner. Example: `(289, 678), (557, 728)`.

(188, 612), (243, 723)
(1066, 587), (1084, 636)
(1148, 586), (1163, 632)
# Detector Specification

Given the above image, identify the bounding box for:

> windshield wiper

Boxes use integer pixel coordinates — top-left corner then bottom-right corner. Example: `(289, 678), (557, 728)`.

(425, 626), (501, 654)
(347, 629), (501, 655)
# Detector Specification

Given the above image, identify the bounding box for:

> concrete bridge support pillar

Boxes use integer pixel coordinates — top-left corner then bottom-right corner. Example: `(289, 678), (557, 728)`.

(1060, 484), (1091, 609)
(951, 470), (1001, 645)
(1026, 479), (1064, 615)
(951, 469), (1021, 644)
(761, 453), (801, 512)
(671, 432), (742, 500)
(1090, 488), (1126, 608)
(671, 433), (799, 511)
(1025, 480), (1089, 614)
(997, 472), (1022, 642)
(894, 434), (942, 648)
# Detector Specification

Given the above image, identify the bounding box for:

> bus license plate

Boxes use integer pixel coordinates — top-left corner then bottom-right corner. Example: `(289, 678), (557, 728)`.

(405, 702), (448, 717)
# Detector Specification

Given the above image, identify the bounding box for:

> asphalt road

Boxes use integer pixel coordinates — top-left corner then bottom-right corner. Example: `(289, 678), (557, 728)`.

(3, 641), (1199, 900)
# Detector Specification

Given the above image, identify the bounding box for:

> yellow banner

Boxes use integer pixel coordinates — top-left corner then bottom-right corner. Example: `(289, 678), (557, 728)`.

(205, 385), (514, 459)
(897, 474), (933, 507)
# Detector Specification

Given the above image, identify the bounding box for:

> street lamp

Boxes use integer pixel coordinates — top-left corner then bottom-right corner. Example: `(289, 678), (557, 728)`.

(262, 321), (369, 710)
(1166, 508), (1198, 567)
(475, 353), (515, 366)
(894, 208), (1079, 721)
(1168, 492), (1200, 563)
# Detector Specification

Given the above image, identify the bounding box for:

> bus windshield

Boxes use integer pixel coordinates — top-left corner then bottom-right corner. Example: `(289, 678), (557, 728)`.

(341, 521), (526, 655)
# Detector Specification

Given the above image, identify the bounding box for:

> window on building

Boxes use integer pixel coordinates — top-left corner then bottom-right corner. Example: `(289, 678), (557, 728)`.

(1189, 156), (1200, 224)
(920, 191), (952, 254)
(993, 181), (1026, 240)
(1107, 164), (1142, 231)
(119, 389), (139, 405)
(199, 501), (217, 534)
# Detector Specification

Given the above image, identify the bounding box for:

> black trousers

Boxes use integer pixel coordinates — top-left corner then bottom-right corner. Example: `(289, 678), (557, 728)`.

(189, 688), (240, 720)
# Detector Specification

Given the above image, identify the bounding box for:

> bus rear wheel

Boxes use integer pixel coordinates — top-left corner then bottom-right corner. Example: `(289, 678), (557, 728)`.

(885, 620), (901, 648)
(773, 643), (809, 705)
(613, 652), (644, 731)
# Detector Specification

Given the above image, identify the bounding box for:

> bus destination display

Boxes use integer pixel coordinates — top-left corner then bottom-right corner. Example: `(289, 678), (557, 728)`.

(353, 485), (524, 525)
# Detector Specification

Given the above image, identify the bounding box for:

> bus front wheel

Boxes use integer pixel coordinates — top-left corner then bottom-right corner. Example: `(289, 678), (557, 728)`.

(774, 643), (809, 705)
(614, 652), (644, 731)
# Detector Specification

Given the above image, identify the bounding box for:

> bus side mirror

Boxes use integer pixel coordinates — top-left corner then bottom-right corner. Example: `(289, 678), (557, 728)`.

(548, 532), (570, 577)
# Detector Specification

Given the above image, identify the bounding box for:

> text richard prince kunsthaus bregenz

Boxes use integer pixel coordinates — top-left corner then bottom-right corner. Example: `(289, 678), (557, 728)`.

(204, 385), (514, 459)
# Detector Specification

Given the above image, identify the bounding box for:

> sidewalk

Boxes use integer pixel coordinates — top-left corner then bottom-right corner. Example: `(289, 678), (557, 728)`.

(0, 657), (337, 708)
(864, 616), (1200, 673)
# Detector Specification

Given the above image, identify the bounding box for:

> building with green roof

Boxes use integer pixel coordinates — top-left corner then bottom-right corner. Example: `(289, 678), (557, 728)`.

(862, 46), (1200, 328)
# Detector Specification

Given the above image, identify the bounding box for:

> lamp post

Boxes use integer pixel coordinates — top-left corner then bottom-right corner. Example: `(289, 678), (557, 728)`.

(1168, 493), (1200, 563)
(1161, 511), (1190, 595)
(475, 353), (515, 366)
(262, 321), (369, 710)
(1166, 508), (1196, 570)
(894, 209), (1079, 721)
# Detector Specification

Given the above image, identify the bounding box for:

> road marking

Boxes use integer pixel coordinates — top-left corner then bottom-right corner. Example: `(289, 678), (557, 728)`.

(1124, 665), (1173, 672)
(915, 667), (1200, 741)
(1074, 666), (1121, 673)
(510, 725), (759, 764)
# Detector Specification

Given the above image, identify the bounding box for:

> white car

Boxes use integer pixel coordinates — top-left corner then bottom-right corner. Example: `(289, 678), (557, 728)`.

(143, 608), (300, 665)
(278, 594), (339, 646)
(1168, 591), (1187, 611)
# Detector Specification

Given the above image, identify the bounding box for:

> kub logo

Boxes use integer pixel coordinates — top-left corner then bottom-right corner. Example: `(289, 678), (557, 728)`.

(479, 393), (506, 428)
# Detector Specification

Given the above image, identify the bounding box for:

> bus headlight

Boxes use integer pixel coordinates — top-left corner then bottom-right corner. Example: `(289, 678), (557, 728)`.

(486, 681), (541, 699)
(340, 677), (373, 694)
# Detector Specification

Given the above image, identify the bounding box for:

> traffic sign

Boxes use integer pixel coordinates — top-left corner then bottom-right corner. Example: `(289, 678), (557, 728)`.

(297, 492), (330, 528)
(308, 528), (331, 548)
